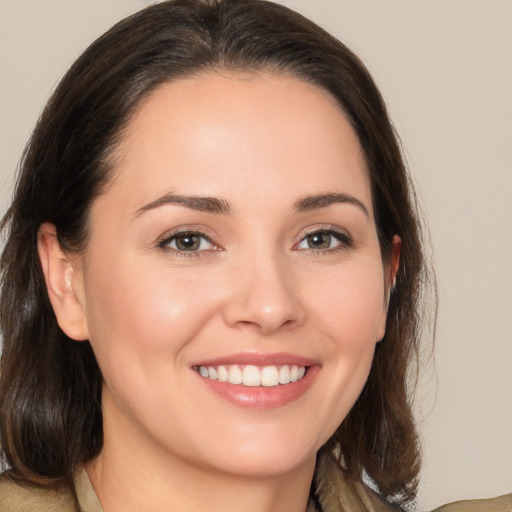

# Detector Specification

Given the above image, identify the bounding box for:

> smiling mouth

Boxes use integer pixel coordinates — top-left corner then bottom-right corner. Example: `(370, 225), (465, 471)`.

(194, 364), (308, 387)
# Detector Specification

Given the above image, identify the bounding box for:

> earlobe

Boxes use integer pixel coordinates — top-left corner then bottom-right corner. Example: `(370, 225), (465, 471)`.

(390, 234), (401, 290)
(37, 223), (89, 341)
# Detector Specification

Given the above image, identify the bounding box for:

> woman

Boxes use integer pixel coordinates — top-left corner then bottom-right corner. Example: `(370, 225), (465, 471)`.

(0, 1), (509, 511)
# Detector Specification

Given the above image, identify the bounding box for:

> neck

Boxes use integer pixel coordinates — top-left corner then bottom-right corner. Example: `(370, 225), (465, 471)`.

(87, 449), (315, 512)
(86, 397), (316, 512)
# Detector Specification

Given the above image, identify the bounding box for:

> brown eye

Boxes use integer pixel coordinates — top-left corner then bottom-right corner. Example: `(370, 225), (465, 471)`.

(306, 232), (332, 249)
(160, 232), (215, 252)
(296, 229), (352, 252)
(175, 234), (201, 251)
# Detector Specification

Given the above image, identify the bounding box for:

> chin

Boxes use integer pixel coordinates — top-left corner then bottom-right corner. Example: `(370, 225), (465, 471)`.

(192, 423), (321, 479)
(205, 449), (315, 480)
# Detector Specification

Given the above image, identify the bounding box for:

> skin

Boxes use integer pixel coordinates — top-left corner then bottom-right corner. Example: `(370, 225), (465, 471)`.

(38, 72), (399, 512)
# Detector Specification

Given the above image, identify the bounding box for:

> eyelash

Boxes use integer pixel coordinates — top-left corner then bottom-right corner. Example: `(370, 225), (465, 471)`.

(157, 226), (353, 258)
(295, 227), (353, 255)
(157, 230), (218, 258)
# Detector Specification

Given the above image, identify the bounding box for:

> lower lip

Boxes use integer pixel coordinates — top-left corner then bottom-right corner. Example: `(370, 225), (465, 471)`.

(196, 366), (320, 410)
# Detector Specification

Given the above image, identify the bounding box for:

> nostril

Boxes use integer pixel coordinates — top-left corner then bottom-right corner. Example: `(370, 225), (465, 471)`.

(232, 316), (300, 335)
(221, 267), (306, 333)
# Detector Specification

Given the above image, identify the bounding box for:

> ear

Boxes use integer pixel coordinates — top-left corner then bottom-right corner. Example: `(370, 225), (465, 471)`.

(377, 235), (401, 342)
(389, 234), (401, 291)
(37, 223), (89, 341)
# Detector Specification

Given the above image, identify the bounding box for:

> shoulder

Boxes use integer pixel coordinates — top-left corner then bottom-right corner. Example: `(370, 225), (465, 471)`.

(431, 493), (512, 512)
(0, 475), (76, 512)
(314, 452), (401, 512)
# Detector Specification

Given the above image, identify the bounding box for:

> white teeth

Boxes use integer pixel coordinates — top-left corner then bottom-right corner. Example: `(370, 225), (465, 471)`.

(217, 365), (228, 382)
(242, 365), (260, 386)
(261, 366), (279, 387)
(197, 364), (307, 387)
(228, 365), (243, 384)
(278, 365), (291, 384)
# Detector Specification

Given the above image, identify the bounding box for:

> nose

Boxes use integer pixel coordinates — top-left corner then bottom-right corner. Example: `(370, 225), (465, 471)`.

(222, 253), (306, 335)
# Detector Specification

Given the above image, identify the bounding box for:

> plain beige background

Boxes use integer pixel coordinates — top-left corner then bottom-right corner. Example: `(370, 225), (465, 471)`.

(0, 1), (510, 510)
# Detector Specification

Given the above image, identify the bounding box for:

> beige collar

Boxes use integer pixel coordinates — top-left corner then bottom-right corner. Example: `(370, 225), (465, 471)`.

(74, 454), (393, 512)
(74, 466), (103, 512)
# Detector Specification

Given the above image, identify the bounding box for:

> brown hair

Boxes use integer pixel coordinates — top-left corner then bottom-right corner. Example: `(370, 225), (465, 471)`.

(0, 0), (435, 507)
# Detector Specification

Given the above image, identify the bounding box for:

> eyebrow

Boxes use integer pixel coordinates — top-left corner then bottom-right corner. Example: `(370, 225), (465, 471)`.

(135, 194), (232, 217)
(135, 192), (368, 218)
(293, 193), (369, 217)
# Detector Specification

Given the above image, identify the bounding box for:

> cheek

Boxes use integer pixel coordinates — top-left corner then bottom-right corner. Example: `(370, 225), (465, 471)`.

(82, 254), (225, 373)
(300, 259), (386, 423)
(304, 259), (387, 345)
(81, 257), (229, 438)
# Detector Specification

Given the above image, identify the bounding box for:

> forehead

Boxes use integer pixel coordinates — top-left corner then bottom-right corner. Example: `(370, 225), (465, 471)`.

(104, 71), (371, 215)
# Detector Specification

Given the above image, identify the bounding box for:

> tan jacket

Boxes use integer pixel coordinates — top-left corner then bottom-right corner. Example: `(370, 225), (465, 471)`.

(312, 454), (512, 512)
(0, 458), (510, 512)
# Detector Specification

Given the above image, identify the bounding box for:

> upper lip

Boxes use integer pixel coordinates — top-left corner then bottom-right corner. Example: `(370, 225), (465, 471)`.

(192, 352), (319, 368)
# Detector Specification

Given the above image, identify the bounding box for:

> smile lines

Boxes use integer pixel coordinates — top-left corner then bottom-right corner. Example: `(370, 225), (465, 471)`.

(196, 364), (307, 387)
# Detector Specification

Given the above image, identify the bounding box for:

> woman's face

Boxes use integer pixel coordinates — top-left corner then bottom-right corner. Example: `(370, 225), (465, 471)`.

(69, 72), (393, 478)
